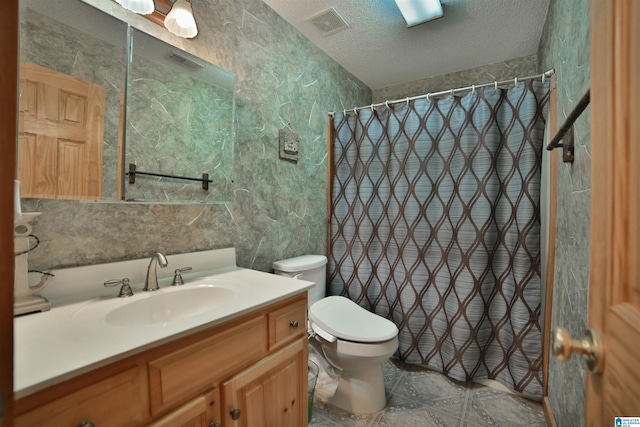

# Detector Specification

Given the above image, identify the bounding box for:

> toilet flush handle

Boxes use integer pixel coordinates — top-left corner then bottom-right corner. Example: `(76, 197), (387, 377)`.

(292, 273), (302, 279)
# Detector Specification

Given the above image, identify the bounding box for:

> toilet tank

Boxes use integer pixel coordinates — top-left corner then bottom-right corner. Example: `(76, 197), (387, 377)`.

(273, 255), (327, 307)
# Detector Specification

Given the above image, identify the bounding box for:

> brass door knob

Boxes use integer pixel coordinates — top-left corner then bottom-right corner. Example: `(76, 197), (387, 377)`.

(552, 327), (604, 373)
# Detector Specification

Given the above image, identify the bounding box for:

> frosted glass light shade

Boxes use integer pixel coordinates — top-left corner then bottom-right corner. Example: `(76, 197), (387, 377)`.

(394, 0), (443, 27)
(164, 0), (198, 38)
(115, 0), (155, 15)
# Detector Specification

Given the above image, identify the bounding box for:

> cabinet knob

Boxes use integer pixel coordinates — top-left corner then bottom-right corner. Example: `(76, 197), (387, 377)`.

(230, 408), (241, 420)
(290, 320), (299, 329)
(209, 423), (221, 427)
(77, 422), (95, 427)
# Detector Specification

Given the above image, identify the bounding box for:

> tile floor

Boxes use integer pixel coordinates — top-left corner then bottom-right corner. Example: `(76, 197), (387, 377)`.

(309, 359), (547, 427)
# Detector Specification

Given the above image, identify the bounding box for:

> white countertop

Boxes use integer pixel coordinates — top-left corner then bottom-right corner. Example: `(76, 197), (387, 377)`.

(14, 250), (313, 399)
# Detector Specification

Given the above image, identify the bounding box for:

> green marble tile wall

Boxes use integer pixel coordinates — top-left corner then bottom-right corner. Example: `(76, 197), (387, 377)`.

(372, 54), (539, 103)
(21, 0), (371, 272)
(125, 30), (236, 203)
(538, 0), (590, 426)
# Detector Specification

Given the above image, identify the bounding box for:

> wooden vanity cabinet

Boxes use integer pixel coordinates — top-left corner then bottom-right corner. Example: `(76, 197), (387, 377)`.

(222, 339), (307, 427)
(148, 388), (221, 427)
(14, 294), (308, 427)
(13, 365), (148, 427)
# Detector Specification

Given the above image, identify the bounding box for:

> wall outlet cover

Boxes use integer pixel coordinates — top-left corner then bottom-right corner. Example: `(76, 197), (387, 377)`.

(279, 128), (300, 162)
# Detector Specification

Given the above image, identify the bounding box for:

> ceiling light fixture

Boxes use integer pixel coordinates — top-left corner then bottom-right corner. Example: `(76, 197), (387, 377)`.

(164, 0), (199, 39)
(394, 0), (443, 27)
(114, 0), (155, 15)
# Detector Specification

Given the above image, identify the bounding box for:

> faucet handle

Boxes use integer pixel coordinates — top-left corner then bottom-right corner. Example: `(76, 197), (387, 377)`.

(104, 278), (134, 298)
(172, 267), (192, 286)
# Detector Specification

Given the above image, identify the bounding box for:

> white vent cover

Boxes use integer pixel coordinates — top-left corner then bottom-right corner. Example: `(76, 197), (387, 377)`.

(307, 7), (350, 36)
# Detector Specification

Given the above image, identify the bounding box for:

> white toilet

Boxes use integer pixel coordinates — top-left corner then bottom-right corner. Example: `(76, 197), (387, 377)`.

(273, 255), (399, 415)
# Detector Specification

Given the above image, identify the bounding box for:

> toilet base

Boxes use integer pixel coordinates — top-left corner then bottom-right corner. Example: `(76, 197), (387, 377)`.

(327, 363), (386, 414)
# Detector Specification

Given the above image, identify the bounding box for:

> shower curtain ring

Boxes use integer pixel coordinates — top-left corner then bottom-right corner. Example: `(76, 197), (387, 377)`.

(471, 85), (475, 95)
(370, 104), (374, 112)
(495, 81), (498, 91)
(426, 93), (431, 101)
(514, 77), (518, 87)
(542, 73), (546, 84)
(385, 100), (390, 108)
(343, 109), (347, 116)
(450, 89), (454, 97)
(406, 97), (409, 105)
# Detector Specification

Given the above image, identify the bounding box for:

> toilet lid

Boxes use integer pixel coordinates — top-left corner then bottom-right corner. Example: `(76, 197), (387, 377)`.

(309, 296), (398, 343)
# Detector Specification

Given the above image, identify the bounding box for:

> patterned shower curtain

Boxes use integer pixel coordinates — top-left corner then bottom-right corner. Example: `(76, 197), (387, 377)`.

(329, 80), (550, 398)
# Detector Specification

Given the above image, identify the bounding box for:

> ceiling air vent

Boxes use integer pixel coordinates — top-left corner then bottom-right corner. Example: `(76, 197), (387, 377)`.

(307, 7), (350, 36)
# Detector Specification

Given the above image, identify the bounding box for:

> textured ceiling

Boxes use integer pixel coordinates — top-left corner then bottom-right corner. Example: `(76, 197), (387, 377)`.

(261, 0), (550, 90)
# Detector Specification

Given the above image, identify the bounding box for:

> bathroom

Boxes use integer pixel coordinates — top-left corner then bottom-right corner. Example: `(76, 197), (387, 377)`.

(2, 0), (635, 425)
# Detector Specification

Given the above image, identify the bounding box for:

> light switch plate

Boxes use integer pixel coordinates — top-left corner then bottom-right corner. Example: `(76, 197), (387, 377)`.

(279, 128), (299, 162)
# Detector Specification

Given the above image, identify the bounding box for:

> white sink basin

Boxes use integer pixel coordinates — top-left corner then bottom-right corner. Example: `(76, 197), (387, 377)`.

(72, 279), (244, 327)
(105, 286), (236, 326)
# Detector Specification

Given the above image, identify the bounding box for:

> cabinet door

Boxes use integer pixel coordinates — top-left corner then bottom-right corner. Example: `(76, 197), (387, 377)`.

(222, 339), (307, 427)
(149, 388), (221, 427)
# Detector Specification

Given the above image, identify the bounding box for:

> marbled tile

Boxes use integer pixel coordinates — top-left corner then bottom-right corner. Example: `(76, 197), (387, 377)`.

(21, 0), (370, 273)
(391, 366), (467, 409)
(538, 0), (591, 425)
(462, 387), (547, 427)
(372, 403), (461, 427)
(372, 55), (538, 103)
(310, 399), (378, 427)
(311, 359), (546, 427)
(382, 359), (406, 395)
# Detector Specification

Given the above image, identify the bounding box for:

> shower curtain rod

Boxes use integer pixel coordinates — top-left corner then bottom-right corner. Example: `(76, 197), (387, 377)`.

(328, 68), (556, 117)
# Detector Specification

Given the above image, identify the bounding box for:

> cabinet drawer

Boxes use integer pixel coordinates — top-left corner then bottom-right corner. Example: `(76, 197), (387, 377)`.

(268, 298), (307, 349)
(16, 367), (147, 427)
(149, 315), (267, 415)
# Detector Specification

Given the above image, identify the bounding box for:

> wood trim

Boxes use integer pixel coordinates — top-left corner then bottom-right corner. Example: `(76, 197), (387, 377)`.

(542, 74), (558, 397)
(138, 0), (198, 40)
(630, 0), (640, 309)
(0, 0), (18, 424)
(586, 0), (615, 423)
(143, 11), (166, 27)
(542, 397), (558, 427)
(326, 116), (335, 290)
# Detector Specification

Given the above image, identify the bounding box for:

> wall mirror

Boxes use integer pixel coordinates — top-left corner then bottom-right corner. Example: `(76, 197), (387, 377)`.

(18, 0), (235, 204)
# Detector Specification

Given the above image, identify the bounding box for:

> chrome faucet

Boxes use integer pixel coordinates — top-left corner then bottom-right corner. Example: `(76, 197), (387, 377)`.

(144, 252), (168, 291)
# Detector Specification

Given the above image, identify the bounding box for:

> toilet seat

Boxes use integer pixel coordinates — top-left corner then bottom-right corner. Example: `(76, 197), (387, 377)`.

(309, 296), (398, 343)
